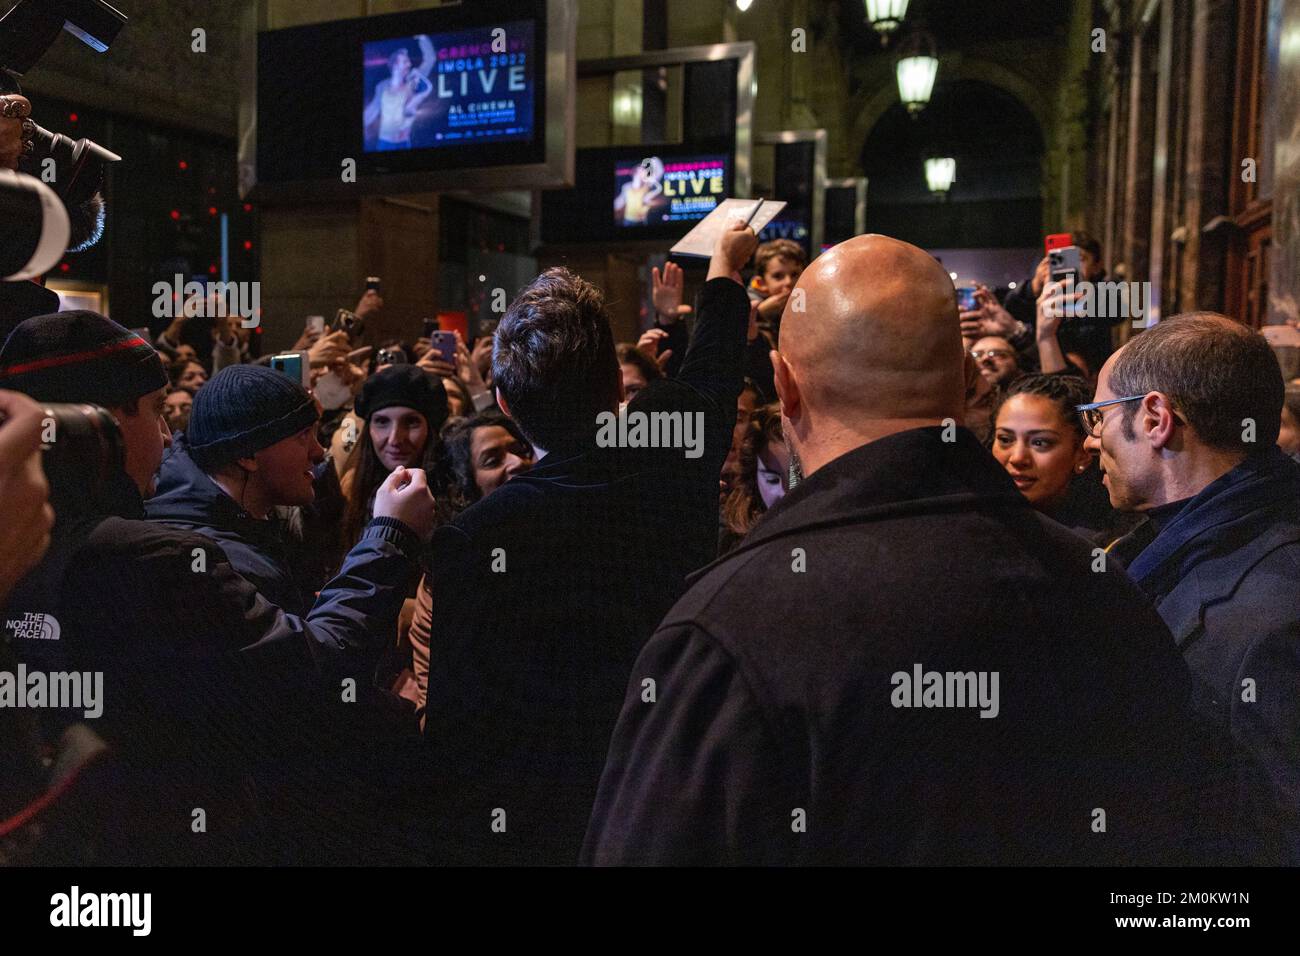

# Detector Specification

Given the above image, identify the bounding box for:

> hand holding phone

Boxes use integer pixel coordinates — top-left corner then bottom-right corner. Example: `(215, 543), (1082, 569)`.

(428, 330), (457, 365)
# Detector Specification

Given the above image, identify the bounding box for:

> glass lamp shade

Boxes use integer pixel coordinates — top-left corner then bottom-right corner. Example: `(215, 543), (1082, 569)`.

(897, 54), (938, 114)
(925, 156), (956, 194)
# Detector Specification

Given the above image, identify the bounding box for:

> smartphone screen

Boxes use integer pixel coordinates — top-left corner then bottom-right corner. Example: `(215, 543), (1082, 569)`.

(956, 287), (978, 312)
(306, 315), (325, 336)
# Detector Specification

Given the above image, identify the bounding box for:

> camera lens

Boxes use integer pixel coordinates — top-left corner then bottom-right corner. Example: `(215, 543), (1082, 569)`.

(37, 403), (124, 500)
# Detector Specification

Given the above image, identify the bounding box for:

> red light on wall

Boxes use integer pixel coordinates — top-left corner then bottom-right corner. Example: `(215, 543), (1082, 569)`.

(178, 160), (188, 170)
(208, 206), (217, 216)
(59, 262), (70, 272)
(208, 264), (218, 275)
(68, 113), (78, 123)
(242, 203), (253, 213)
(169, 209), (181, 221)
(243, 240), (253, 251)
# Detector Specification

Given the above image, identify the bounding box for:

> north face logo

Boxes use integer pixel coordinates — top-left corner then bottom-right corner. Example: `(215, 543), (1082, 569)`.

(4, 613), (61, 641)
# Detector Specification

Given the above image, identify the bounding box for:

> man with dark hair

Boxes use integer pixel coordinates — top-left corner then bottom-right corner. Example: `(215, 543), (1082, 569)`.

(421, 222), (757, 864)
(1089, 312), (1300, 863)
(0, 312), (438, 864)
(971, 334), (1022, 388)
(585, 235), (1204, 866)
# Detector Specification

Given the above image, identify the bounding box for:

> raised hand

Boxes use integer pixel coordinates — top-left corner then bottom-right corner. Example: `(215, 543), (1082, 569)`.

(708, 219), (760, 285)
(651, 261), (693, 324)
(635, 328), (673, 373)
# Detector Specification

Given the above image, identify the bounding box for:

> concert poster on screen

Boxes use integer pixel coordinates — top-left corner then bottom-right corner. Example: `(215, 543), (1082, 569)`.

(362, 20), (535, 152)
(613, 154), (730, 227)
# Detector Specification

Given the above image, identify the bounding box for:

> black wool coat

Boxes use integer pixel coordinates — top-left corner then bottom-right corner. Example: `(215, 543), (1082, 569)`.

(585, 426), (1215, 865)
(421, 277), (751, 865)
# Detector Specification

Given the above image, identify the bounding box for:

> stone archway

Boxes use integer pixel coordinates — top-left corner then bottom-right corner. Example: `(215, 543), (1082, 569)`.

(847, 55), (1053, 183)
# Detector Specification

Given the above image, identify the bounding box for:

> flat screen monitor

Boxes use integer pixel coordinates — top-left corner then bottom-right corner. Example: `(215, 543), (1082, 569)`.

(613, 154), (729, 227)
(252, 0), (574, 200)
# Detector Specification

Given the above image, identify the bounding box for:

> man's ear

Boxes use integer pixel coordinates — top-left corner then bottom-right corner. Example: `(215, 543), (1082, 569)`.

(235, 454), (259, 473)
(771, 350), (799, 420)
(1141, 391), (1179, 450)
(496, 390), (512, 419)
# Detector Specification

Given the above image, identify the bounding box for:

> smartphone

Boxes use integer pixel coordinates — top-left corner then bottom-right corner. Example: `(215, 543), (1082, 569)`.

(269, 351), (310, 388)
(956, 286), (978, 313)
(365, 276), (382, 295)
(1049, 246), (1081, 283)
(377, 347), (409, 367)
(428, 331), (457, 365)
(306, 315), (325, 336)
(333, 308), (364, 338)
(422, 317), (439, 340)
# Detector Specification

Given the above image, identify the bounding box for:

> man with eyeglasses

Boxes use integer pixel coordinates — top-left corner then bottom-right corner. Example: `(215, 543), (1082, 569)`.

(970, 335), (1022, 388)
(1084, 311), (1300, 865)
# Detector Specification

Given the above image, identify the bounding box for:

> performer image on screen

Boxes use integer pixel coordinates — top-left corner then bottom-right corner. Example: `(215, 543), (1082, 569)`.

(614, 156), (665, 226)
(365, 35), (436, 150)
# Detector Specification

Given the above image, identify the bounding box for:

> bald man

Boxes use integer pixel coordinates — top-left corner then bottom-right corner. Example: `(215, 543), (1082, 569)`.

(583, 235), (1207, 865)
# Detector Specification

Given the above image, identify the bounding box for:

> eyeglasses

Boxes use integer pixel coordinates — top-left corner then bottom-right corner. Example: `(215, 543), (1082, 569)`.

(970, 349), (1013, 361)
(1075, 395), (1146, 437)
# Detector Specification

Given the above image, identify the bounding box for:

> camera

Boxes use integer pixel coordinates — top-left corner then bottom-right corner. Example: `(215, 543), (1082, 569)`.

(2, 0), (128, 256)
(28, 402), (125, 501)
(0, 168), (69, 280)
(377, 347), (408, 367)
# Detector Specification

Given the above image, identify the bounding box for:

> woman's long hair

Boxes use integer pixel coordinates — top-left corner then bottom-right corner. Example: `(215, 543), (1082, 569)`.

(722, 403), (784, 538)
(340, 415), (444, 550)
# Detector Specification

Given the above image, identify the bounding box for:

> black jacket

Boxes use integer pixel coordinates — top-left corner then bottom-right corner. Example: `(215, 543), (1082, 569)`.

(421, 277), (751, 864)
(584, 427), (1209, 865)
(141, 437), (421, 863)
(3, 466), (422, 864)
(145, 438), (319, 612)
(1110, 447), (1300, 864)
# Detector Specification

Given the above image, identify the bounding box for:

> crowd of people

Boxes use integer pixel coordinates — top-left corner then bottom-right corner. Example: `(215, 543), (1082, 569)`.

(1, 221), (1298, 866)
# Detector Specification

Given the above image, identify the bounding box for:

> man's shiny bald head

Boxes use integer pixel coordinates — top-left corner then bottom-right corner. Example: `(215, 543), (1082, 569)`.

(778, 235), (965, 424)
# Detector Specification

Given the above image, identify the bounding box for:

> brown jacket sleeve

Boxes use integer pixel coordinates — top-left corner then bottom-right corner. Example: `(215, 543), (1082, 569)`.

(409, 573), (433, 725)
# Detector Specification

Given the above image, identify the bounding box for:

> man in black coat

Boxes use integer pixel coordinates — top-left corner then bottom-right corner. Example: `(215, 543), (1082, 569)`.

(584, 235), (1206, 866)
(421, 223), (758, 864)
(1094, 313), (1300, 864)
(0, 312), (438, 863)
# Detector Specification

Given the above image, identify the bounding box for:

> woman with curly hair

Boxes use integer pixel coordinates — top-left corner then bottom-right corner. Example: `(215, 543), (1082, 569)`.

(719, 402), (789, 554)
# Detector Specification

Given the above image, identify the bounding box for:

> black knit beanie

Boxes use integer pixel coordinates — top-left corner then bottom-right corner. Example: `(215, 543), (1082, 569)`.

(0, 310), (166, 406)
(187, 364), (319, 469)
(355, 365), (449, 430)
